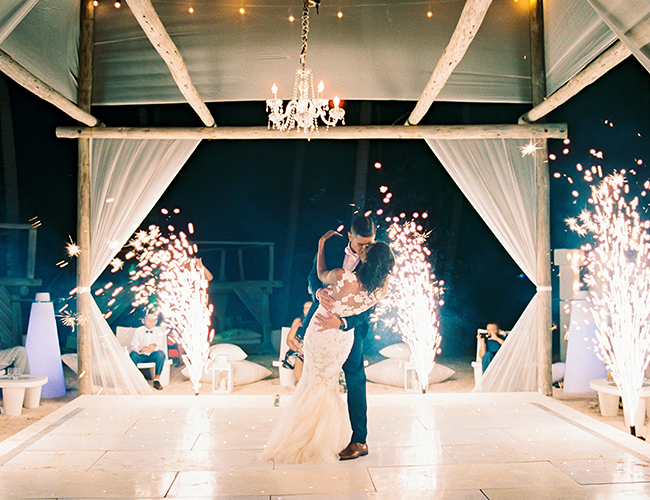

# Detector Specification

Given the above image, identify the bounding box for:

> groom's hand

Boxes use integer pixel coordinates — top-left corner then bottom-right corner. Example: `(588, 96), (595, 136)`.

(315, 288), (336, 312)
(313, 310), (342, 332)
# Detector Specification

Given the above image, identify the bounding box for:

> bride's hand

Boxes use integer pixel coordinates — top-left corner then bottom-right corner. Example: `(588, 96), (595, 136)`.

(318, 229), (342, 248)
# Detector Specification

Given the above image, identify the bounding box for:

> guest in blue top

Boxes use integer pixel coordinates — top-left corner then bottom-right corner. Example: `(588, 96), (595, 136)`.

(478, 322), (506, 373)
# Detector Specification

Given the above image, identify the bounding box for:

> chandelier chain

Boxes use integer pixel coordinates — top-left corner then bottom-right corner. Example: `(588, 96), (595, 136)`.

(300, 1), (309, 68)
(266, 0), (345, 137)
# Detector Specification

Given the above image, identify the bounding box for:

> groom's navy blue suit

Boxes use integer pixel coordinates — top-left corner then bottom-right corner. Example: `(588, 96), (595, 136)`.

(297, 236), (373, 445)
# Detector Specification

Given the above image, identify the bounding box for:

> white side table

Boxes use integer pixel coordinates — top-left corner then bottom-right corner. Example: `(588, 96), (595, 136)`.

(0, 375), (49, 416)
(212, 361), (233, 393)
(589, 378), (650, 427)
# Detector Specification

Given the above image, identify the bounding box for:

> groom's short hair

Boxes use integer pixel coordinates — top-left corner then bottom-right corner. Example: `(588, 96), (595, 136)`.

(351, 215), (375, 238)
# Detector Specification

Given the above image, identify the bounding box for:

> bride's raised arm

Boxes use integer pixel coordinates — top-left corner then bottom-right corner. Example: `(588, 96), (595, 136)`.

(317, 229), (344, 286)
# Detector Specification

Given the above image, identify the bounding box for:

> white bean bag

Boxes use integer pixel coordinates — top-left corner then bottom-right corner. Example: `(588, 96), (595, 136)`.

(182, 360), (271, 386)
(366, 358), (455, 387)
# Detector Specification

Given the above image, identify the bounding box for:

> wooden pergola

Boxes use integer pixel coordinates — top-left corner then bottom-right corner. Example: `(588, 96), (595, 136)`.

(5, 0), (638, 395)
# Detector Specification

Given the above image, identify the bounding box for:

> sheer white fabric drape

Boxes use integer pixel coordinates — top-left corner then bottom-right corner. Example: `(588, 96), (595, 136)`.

(426, 138), (541, 392)
(543, 0), (617, 94)
(84, 138), (200, 394)
(586, 0), (650, 74)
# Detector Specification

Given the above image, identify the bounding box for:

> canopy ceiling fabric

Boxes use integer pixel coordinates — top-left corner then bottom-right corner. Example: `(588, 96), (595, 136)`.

(92, 0), (533, 105)
(0, 0), (613, 108)
(0, 0), (79, 102)
(587, 0), (650, 74)
(543, 0), (617, 94)
(1, 0), (639, 108)
(426, 138), (540, 392)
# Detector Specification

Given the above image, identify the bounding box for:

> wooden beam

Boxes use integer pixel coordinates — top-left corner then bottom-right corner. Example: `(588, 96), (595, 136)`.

(124, 0), (215, 127)
(0, 49), (100, 127)
(0, 277), (42, 287)
(520, 40), (632, 123)
(407, 0), (493, 125)
(56, 123), (568, 140)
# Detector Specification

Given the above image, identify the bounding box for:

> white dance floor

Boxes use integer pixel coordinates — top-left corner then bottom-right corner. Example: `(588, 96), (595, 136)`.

(1, 392), (650, 499)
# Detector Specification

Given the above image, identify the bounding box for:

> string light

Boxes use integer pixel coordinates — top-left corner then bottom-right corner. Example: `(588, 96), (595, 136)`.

(239, 7), (245, 15)
(114, 1), (121, 8)
(337, 11), (343, 19)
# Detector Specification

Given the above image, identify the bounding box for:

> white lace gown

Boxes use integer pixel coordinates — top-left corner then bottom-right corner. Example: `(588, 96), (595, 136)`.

(259, 270), (377, 463)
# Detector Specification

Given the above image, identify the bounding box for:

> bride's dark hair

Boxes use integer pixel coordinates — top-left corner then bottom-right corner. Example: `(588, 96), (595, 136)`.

(355, 241), (395, 295)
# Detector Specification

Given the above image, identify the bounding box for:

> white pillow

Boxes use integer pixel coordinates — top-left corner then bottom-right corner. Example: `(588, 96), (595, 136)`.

(379, 343), (411, 360)
(183, 359), (271, 386)
(209, 343), (247, 361)
(366, 359), (455, 387)
(231, 360), (272, 386)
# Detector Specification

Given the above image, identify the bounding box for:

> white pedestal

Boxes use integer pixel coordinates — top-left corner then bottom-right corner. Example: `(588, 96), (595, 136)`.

(25, 296), (66, 398)
(563, 300), (607, 393)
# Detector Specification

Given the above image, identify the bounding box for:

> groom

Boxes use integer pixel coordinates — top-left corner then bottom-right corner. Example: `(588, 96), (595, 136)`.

(298, 215), (376, 460)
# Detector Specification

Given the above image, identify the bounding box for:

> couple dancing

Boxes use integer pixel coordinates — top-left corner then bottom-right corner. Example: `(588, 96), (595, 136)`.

(260, 216), (394, 463)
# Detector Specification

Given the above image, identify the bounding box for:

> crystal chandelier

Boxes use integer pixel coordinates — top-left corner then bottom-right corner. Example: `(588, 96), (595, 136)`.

(266, 0), (345, 136)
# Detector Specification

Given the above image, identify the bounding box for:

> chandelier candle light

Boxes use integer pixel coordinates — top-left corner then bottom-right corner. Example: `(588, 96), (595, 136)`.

(266, 0), (345, 136)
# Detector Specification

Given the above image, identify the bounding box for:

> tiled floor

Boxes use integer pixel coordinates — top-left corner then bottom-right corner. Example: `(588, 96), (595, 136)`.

(1, 393), (650, 499)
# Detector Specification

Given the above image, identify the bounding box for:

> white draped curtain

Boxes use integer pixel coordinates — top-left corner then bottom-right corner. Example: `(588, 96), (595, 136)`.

(84, 138), (200, 394)
(426, 138), (540, 392)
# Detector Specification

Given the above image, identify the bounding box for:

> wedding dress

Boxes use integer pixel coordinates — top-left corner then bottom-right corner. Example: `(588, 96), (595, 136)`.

(259, 270), (378, 463)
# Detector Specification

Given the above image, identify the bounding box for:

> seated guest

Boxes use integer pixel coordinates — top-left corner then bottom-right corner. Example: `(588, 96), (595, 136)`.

(130, 312), (167, 390)
(478, 322), (506, 372)
(282, 300), (312, 381)
(0, 342), (30, 375)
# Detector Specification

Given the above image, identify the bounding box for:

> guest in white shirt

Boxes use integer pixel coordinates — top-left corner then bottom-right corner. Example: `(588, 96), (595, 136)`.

(130, 312), (167, 390)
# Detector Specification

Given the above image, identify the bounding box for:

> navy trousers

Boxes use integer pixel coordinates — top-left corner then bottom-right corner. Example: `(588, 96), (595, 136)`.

(130, 350), (166, 375)
(481, 339), (502, 373)
(342, 327), (367, 444)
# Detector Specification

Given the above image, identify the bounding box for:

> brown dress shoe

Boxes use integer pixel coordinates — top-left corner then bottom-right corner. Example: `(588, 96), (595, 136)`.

(338, 442), (368, 460)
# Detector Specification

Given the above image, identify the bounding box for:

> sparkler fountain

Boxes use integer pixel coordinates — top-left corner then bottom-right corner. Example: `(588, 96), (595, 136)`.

(128, 224), (214, 395)
(381, 220), (443, 393)
(567, 173), (650, 435)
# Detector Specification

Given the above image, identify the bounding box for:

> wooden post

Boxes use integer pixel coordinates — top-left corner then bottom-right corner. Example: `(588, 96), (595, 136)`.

(530, 0), (552, 395)
(76, 0), (95, 395)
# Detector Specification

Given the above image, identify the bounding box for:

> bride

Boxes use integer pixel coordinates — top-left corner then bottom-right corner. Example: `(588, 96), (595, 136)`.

(259, 229), (394, 463)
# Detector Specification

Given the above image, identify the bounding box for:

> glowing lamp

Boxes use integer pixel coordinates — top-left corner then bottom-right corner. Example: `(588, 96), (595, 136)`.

(212, 357), (233, 393)
(25, 293), (66, 398)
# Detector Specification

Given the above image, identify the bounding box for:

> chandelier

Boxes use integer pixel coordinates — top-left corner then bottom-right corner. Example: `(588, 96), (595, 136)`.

(266, 0), (345, 136)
